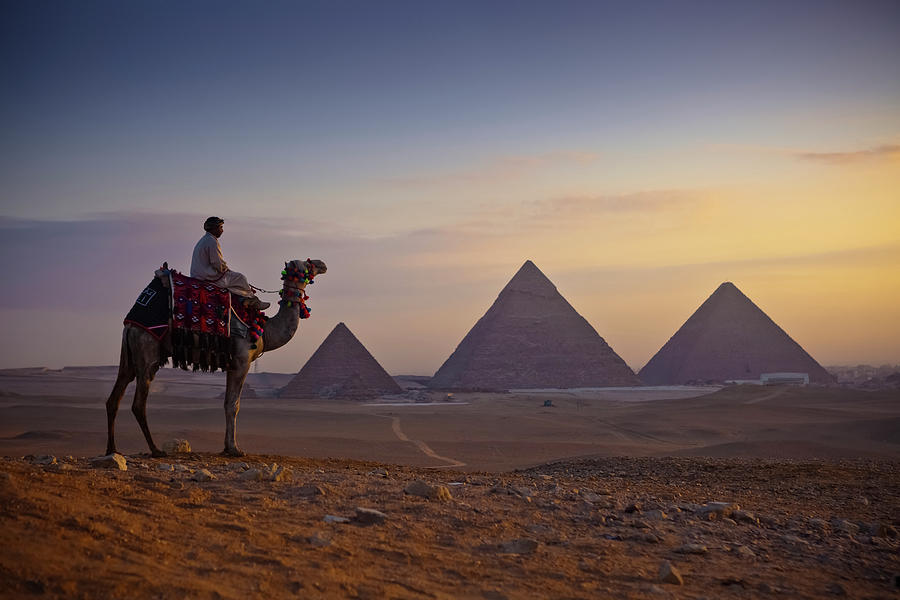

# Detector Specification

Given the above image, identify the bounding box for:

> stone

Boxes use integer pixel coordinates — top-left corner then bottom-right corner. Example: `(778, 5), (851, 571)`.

(872, 523), (898, 538)
(675, 544), (708, 555)
(435, 486), (453, 502)
(404, 480), (452, 501)
(808, 518), (829, 533)
(31, 455), (57, 466)
(782, 534), (809, 546)
(582, 492), (607, 502)
(499, 539), (539, 554)
(699, 501), (739, 520)
(631, 519), (651, 530)
(645, 509), (667, 520)
(625, 502), (642, 513)
(229, 462), (250, 471)
(157, 464), (174, 472)
(307, 531), (332, 547)
(271, 466), (292, 482)
(734, 545), (756, 559)
(658, 561), (683, 585)
(192, 469), (215, 482)
(174, 464), (191, 473)
(323, 515), (350, 524)
(826, 582), (847, 596)
(162, 439), (191, 454)
(0, 471), (15, 492)
(832, 519), (860, 536)
(238, 468), (265, 481)
(368, 468), (389, 478)
(732, 510), (759, 525)
(355, 507), (388, 525)
(297, 484), (327, 497)
(90, 453), (127, 471)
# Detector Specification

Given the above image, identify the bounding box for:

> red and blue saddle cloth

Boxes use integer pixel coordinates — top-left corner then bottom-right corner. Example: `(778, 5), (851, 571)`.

(123, 271), (267, 372)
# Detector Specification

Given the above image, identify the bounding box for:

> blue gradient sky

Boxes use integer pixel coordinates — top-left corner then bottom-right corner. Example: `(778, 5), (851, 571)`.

(1, 0), (898, 373)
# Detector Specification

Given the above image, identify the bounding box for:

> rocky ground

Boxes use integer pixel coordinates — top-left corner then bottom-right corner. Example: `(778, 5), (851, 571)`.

(1, 453), (898, 600)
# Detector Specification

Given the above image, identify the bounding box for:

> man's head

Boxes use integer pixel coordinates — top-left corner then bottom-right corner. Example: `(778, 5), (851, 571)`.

(204, 216), (225, 238)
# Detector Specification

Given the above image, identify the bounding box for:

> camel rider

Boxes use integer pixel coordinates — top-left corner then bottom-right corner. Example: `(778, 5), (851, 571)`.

(191, 216), (270, 310)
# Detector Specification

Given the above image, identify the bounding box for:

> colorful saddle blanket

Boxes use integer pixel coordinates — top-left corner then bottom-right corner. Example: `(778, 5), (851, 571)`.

(124, 270), (266, 373)
(170, 273), (231, 337)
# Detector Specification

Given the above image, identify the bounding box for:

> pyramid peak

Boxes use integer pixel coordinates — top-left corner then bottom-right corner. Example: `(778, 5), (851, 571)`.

(503, 260), (556, 294)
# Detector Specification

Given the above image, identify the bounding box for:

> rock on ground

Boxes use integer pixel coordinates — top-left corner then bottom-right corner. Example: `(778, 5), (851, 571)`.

(90, 453), (127, 471)
(162, 439), (191, 454)
(658, 561), (683, 585)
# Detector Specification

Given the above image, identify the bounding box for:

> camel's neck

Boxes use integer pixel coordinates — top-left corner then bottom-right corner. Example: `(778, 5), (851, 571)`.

(261, 262), (315, 353)
(262, 300), (301, 353)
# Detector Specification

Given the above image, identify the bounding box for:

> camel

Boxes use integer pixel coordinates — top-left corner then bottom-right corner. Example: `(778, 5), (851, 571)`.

(106, 258), (327, 457)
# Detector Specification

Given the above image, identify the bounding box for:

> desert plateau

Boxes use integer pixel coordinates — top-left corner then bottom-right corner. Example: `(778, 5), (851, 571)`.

(1, 367), (899, 599)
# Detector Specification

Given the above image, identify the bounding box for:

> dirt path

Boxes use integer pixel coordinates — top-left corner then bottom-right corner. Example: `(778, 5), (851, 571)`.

(379, 414), (466, 468)
(742, 387), (788, 405)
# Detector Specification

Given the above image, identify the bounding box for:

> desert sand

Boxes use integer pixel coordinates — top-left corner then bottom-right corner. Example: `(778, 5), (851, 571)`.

(1, 367), (899, 598)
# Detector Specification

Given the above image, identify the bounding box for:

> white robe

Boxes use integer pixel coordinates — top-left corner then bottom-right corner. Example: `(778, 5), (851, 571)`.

(190, 232), (254, 297)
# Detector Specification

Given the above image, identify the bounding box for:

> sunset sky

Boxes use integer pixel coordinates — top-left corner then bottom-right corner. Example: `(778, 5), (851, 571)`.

(1, 0), (898, 375)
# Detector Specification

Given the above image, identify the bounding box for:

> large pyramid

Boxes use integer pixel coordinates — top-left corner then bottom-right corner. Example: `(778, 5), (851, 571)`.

(638, 282), (834, 385)
(429, 260), (639, 390)
(280, 323), (402, 399)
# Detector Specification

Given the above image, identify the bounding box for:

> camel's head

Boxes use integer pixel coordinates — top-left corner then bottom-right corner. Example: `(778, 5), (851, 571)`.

(305, 259), (327, 276)
(284, 259), (327, 284)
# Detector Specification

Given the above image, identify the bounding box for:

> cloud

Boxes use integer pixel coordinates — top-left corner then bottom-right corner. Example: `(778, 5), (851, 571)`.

(378, 150), (601, 187)
(795, 144), (900, 165)
(531, 189), (703, 217)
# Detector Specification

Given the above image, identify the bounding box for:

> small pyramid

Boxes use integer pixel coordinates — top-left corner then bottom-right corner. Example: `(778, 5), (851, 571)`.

(429, 261), (639, 390)
(638, 282), (834, 385)
(280, 323), (402, 399)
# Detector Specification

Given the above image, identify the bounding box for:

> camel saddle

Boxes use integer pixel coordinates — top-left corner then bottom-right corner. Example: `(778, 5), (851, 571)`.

(124, 269), (265, 372)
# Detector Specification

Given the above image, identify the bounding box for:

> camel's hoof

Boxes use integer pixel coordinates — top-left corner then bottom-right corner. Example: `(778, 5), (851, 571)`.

(151, 449), (168, 458)
(222, 447), (245, 457)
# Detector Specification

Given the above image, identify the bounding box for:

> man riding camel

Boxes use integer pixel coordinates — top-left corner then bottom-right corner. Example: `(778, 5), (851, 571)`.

(191, 216), (270, 310)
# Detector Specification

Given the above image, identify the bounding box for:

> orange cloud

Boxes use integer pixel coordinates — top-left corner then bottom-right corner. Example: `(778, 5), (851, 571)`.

(794, 144), (900, 164)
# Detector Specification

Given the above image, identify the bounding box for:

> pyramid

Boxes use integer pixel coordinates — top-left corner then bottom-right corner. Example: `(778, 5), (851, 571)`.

(280, 323), (402, 399)
(638, 282), (834, 385)
(429, 260), (639, 390)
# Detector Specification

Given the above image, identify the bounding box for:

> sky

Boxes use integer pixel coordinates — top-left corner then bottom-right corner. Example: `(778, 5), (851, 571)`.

(1, 0), (898, 375)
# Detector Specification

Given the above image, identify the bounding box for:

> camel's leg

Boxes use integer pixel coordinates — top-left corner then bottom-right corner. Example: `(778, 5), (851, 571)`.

(132, 375), (165, 457)
(105, 335), (135, 456)
(223, 359), (251, 457)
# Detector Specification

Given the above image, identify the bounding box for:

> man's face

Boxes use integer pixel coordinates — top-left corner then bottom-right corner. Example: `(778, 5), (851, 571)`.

(212, 223), (224, 238)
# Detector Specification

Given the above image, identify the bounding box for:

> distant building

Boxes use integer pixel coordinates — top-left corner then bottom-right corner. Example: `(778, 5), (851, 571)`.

(761, 372), (809, 386)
